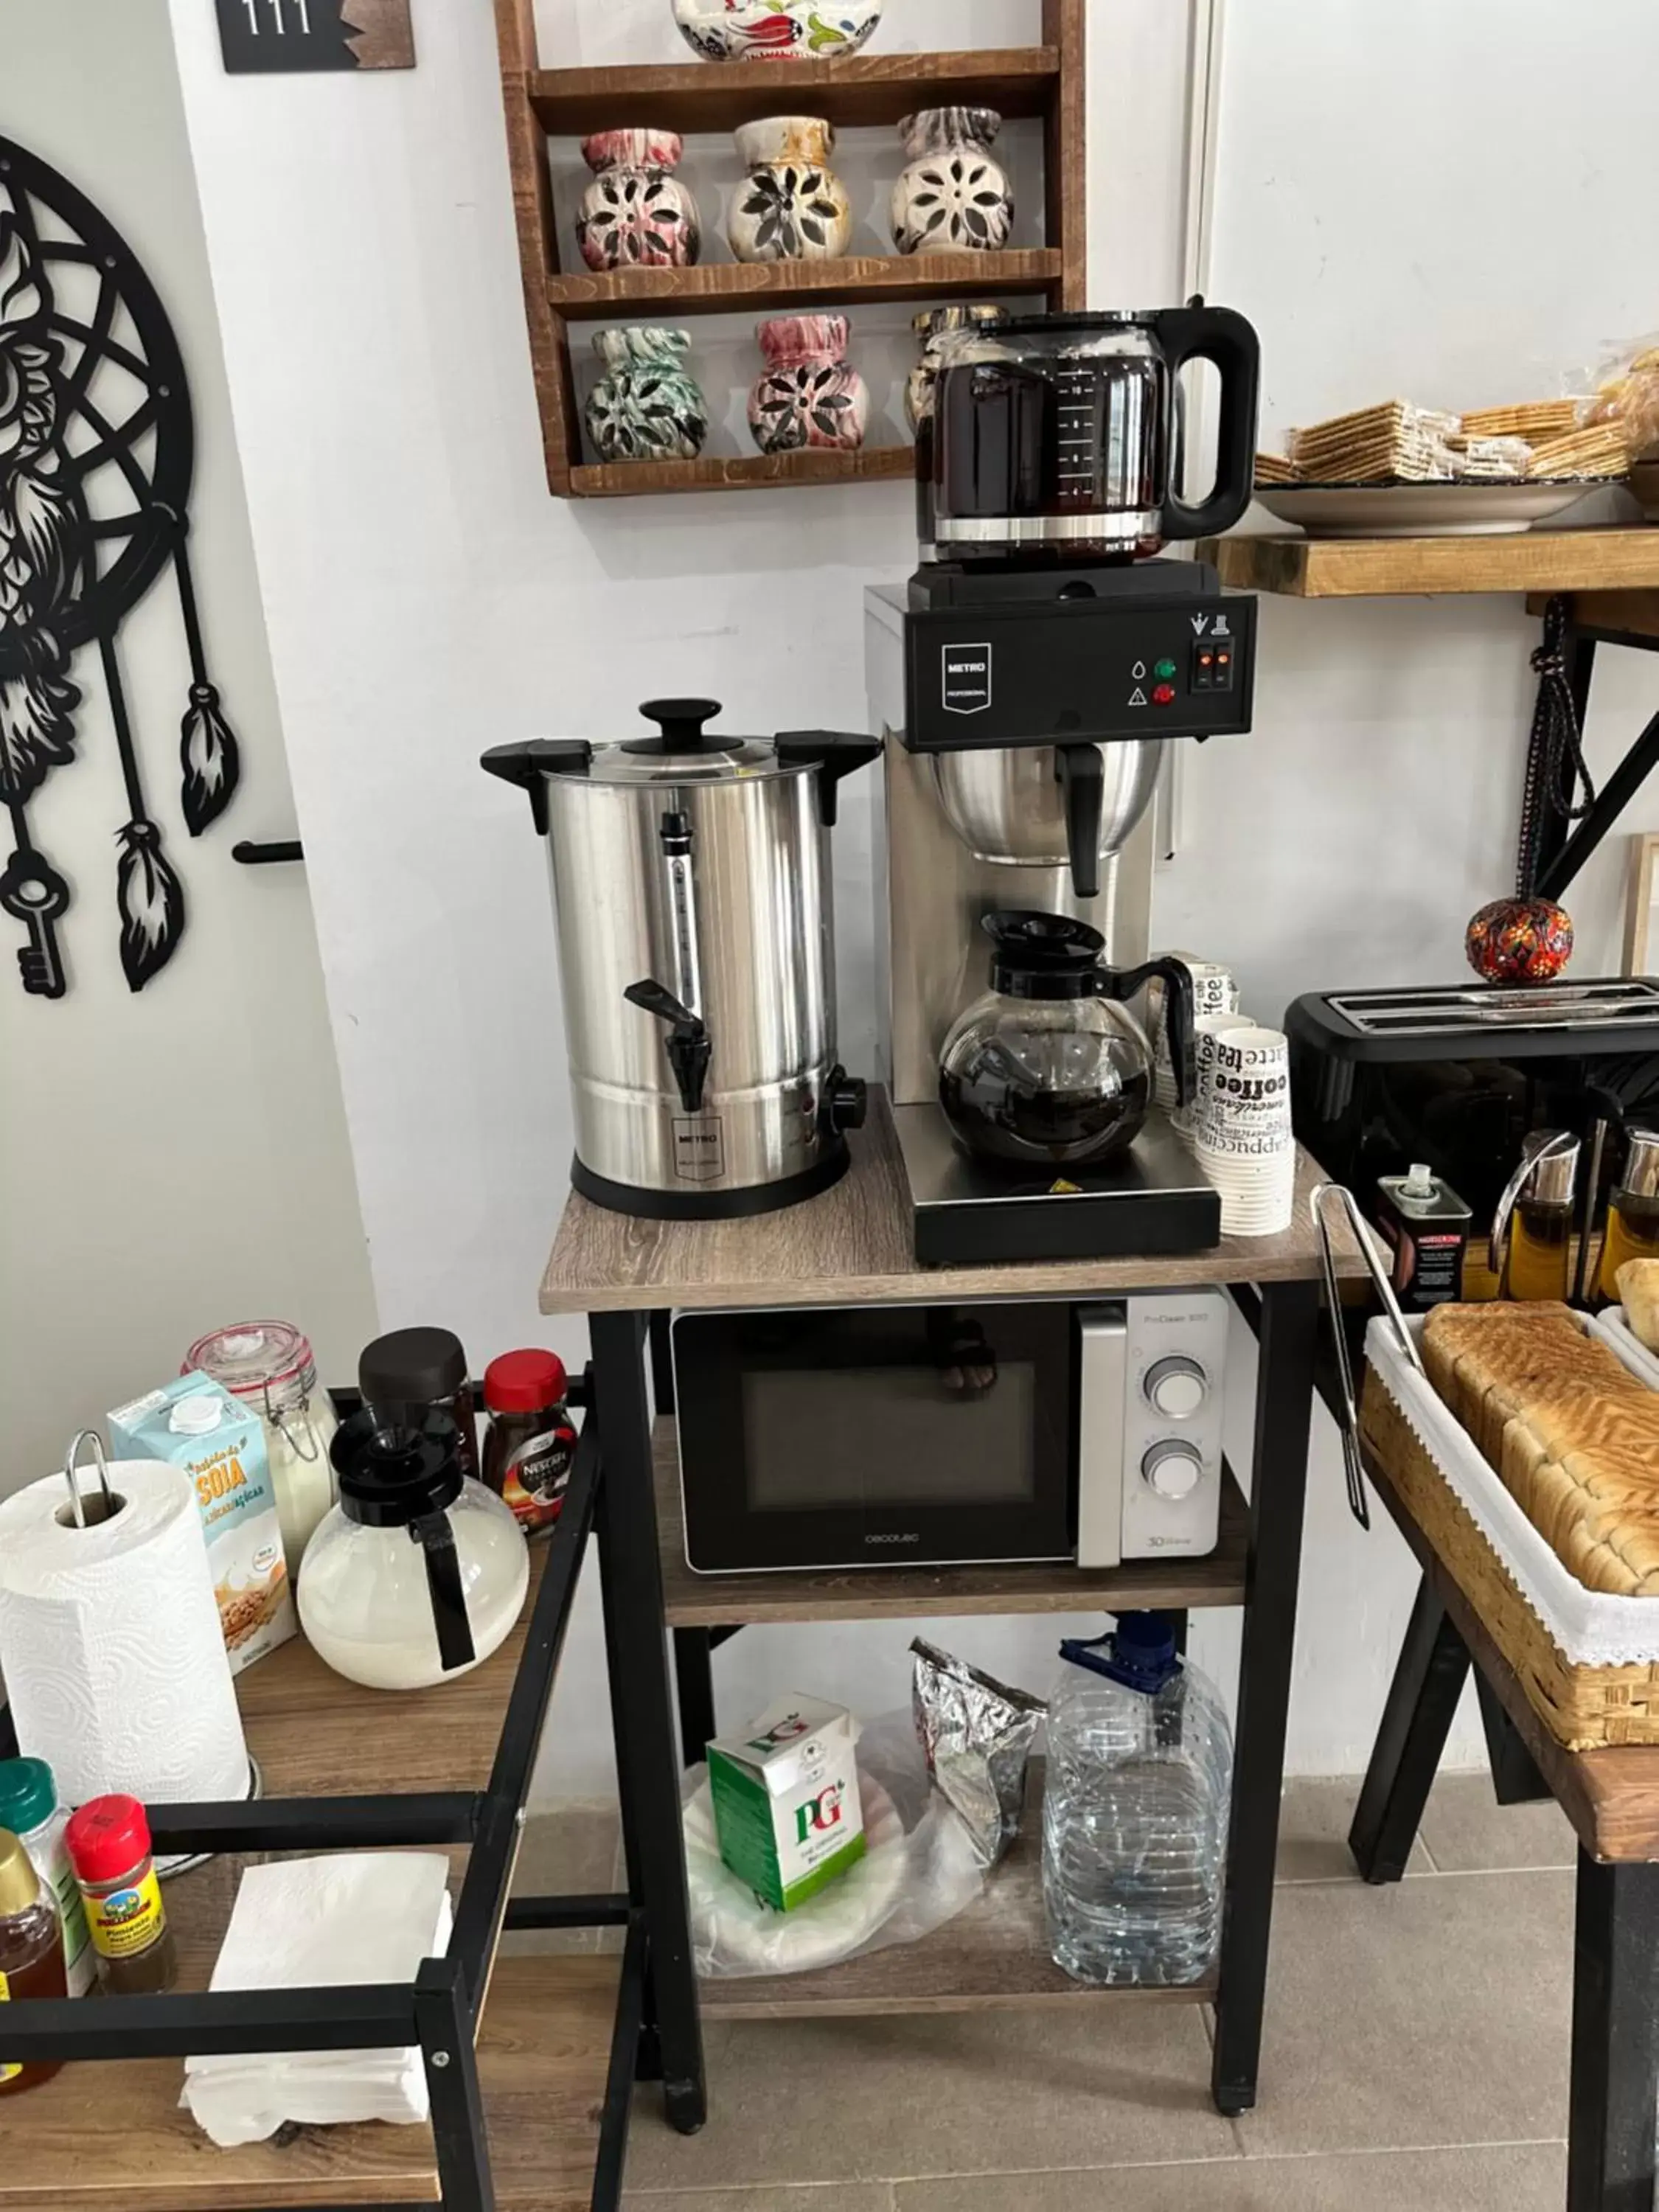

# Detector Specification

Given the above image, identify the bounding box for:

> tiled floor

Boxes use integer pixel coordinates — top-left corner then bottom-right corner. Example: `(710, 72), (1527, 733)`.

(521, 1773), (1582, 2211)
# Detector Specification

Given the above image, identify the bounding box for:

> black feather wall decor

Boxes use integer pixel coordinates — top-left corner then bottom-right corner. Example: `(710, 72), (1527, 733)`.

(0, 133), (245, 1000)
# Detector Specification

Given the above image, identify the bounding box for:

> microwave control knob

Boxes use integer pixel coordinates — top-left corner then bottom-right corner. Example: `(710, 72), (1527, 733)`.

(1141, 1439), (1203, 1500)
(1144, 1355), (1208, 1420)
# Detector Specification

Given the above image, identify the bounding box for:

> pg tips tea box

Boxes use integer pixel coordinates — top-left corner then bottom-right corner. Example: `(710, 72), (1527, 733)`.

(707, 1695), (865, 1911)
(109, 1372), (296, 1674)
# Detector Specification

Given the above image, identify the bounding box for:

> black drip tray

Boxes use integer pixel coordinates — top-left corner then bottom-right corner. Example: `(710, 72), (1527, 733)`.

(891, 1104), (1222, 1267)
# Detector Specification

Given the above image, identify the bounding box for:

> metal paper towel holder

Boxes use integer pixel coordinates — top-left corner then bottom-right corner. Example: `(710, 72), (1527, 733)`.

(59, 1428), (123, 1529)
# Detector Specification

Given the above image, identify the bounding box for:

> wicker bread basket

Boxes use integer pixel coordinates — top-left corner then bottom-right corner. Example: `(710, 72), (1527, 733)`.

(1360, 1315), (1659, 1751)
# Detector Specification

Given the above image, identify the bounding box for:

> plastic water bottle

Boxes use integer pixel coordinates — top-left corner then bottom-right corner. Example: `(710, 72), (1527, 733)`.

(1043, 1612), (1234, 1987)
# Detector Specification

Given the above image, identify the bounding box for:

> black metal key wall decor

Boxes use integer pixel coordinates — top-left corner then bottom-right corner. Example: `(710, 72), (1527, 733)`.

(0, 133), (243, 1000)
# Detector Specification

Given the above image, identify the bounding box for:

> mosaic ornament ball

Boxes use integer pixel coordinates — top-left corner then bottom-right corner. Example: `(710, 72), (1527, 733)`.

(1465, 897), (1574, 985)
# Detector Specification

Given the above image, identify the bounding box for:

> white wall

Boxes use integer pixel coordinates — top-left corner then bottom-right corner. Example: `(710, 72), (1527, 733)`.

(164, 0), (1659, 1794)
(0, 0), (375, 1495)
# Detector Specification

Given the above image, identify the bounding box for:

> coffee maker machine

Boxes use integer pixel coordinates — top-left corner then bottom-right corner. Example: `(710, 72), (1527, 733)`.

(866, 305), (1262, 1265)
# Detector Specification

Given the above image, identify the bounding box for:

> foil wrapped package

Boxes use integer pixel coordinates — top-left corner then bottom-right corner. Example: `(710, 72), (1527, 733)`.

(911, 1638), (1045, 1868)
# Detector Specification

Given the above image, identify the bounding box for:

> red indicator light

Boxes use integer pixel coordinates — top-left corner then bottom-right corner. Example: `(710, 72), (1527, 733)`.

(1198, 652), (1214, 667)
(1152, 683), (1177, 706)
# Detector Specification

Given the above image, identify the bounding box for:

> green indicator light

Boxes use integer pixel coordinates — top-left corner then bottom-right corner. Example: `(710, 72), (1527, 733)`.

(1153, 657), (1178, 681)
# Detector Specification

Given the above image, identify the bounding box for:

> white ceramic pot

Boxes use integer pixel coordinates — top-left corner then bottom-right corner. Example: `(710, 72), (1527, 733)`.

(729, 116), (852, 262)
(891, 107), (1013, 255)
(672, 0), (882, 63)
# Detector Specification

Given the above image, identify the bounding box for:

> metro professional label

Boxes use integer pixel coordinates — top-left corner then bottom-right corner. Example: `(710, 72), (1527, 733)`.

(942, 641), (992, 714)
(672, 1116), (726, 1182)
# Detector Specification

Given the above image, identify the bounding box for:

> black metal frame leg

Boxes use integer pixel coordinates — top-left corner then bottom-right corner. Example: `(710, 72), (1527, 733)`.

(415, 1957), (495, 2212)
(591, 1310), (707, 2136)
(1569, 1851), (1659, 2212)
(674, 1629), (717, 1771)
(1211, 1279), (1319, 2118)
(1348, 1576), (1472, 1884)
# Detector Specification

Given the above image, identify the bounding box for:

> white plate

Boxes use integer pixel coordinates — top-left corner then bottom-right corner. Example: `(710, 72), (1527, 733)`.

(1251, 481), (1601, 538)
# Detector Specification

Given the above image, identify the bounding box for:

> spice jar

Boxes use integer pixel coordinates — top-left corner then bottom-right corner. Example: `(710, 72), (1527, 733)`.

(0, 1829), (66, 2095)
(184, 1321), (339, 1571)
(64, 1795), (176, 1996)
(482, 1352), (577, 1536)
(0, 1759), (92, 1997)
(358, 1328), (479, 1484)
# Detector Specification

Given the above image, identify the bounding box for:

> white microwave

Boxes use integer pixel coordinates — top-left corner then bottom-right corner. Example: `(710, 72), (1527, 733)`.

(672, 1290), (1228, 1575)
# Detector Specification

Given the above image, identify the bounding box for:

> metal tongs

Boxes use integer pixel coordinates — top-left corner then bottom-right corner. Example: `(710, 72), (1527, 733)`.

(61, 1428), (119, 1527)
(1310, 1183), (1426, 1531)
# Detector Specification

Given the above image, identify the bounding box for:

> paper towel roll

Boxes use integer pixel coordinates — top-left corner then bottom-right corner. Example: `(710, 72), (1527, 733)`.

(0, 1460), (250, 1808)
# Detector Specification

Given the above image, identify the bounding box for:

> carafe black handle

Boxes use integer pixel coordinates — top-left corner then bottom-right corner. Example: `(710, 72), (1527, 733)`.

(1053, 744), (1105, 901)
(626, 978), (712, 1115)
(1104, 956), (1195, 1106)
(411, 1509), (476, 1674)
(1151, 305), (1261, 541)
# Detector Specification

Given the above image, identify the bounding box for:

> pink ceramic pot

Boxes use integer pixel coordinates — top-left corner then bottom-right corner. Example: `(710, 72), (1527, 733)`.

(748, 315), (869, 455)
(576, 130), (701, 271)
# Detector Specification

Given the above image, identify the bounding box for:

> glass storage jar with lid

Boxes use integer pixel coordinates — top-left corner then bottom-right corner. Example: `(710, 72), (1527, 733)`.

(184, 1321), (338, 1571)
(927, 306), (1260, 563)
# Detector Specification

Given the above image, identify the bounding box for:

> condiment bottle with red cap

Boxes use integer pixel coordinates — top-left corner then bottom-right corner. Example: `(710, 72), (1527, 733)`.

(64, 1796), (177, 1995)
(481, 1352), (577, 1535)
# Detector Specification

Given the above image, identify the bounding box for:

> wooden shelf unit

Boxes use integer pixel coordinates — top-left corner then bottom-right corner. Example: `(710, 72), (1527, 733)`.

(653, 1416), (1251, 1627)
(700, 1761), (1214, 2020)
(1198, 525), (1659, 599)
(1, 1549), (619, 2212)
(493, 0), (1087, 498)
(540, 1088), (1370, 1317)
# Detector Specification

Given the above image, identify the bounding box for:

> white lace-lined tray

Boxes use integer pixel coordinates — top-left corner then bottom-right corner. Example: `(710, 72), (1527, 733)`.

(1365, 1311), (1659, 1668)
(1601, 1306), (1659, 1391)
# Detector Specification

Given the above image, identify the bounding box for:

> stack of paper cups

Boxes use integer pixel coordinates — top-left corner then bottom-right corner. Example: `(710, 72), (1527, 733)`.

(1152, 956), (1239, 1114)
(1172, 1010), (1243, 1138)
(1193, 1024), (1296, 1236)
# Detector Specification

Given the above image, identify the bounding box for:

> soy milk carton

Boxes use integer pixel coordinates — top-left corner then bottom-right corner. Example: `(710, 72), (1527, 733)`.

(707, 1695), (865, 1911)
(109, 1372), (296, 1674)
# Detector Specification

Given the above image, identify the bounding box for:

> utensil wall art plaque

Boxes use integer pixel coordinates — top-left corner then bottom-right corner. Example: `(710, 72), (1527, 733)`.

(0, 135), (246, 1000)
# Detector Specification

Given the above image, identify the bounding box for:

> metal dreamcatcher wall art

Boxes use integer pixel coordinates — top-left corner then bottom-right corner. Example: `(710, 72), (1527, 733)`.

(0, 132), (242, 1001)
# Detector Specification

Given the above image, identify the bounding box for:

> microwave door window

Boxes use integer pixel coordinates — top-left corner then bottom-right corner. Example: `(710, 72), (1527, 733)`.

(741, 1363), (1040, 1514)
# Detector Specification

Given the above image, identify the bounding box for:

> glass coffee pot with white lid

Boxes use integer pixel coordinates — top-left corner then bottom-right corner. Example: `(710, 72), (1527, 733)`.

(938, 912), (1194, 1172)
(298, 1410), (529, 1691)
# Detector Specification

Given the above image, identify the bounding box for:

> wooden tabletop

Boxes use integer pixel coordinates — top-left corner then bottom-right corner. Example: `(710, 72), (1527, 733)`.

(1365, 1451), (1659, 1865)
(540, 1090), (1363, 1315)
(1198, 525), (1659, 599)
(238, 1549), (546, 1798)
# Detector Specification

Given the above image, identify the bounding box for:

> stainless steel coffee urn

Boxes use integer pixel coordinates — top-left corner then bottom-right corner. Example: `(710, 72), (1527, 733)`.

(483, 700), (880, 1218)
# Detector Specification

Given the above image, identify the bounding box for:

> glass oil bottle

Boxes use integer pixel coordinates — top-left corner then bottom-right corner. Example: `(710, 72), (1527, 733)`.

(1490, 1130), (1580, 1304)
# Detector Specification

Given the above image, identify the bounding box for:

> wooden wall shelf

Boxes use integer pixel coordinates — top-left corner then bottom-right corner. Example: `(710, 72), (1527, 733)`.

(493, 0), (1086, 498)
(547, 247), (1063, 319)
(1198, 526), (1659, 599)
(528, 49), (1062, 136)
(571, 446), (912, 498)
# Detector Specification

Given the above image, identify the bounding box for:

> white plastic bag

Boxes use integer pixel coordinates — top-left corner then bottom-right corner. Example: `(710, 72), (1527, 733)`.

(684, 1709), (984, 1978)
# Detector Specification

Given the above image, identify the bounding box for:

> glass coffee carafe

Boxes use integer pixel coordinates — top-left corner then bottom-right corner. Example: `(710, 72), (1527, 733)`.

(939, 913), (1194, 1172)
(928, 307), (1259, 563)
